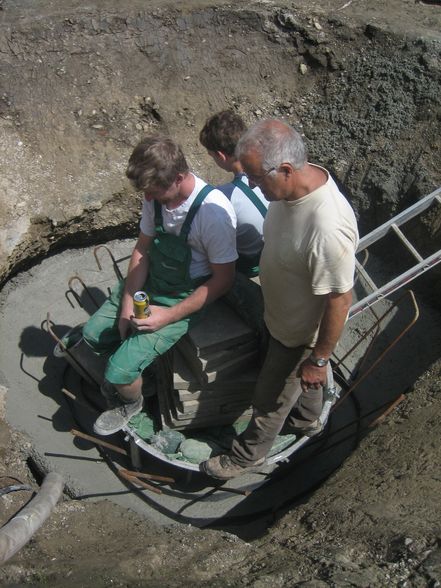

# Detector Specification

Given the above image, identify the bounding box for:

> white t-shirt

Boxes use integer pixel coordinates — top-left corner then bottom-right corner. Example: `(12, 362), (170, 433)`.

(140, 174), (238, 279)
(260, 165), (359, 348)
(217, 174), (268, 257)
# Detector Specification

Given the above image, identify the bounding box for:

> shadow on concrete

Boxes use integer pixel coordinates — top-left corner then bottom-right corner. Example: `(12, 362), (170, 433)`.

(17, 286), (107, 438)
(10, 268), (441, 535)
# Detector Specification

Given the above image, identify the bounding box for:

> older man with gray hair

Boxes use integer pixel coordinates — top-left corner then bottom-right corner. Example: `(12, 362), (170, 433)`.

(201, 119), (359, 480)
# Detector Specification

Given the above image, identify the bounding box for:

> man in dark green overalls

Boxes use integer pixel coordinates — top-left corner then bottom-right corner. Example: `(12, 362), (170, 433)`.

(83, 135), (238, 435)
(199, 110), (268, 335)
(199, 110), (268, 277)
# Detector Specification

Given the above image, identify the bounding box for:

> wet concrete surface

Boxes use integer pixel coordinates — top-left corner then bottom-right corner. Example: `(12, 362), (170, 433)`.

(1, 239), (440, 533)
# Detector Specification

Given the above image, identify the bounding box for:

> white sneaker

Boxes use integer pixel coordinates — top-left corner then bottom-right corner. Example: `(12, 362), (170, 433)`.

(93, 395), (143, 436)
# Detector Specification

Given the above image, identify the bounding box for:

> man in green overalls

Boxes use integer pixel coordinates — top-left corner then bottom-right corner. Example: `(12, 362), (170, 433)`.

(199, 110), (268, 336)
(83, 135), (238, 436)
(199, 110), (268, 277)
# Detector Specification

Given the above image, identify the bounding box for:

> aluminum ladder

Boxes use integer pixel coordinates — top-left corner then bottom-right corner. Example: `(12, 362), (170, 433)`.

(349, 185), (441, 318)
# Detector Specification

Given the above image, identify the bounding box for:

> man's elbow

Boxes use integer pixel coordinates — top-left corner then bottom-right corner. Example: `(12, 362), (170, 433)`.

(211, 264), (235, 298)
(219, 271), (235, 296)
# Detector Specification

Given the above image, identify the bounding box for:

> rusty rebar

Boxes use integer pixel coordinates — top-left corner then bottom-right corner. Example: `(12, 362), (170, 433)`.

(333, 290), (419, 409)
(369, 394), (406, 428)
(45, 313), (100, 388)
(67, 275), (100, 309)
(93, 245), (124, 281)
(210, 485), (252, 497)
(70, 429), (128, 456)
(119, 468), (175, 484)
(118, 470), (162, 495)
(61, 388), (97, 414)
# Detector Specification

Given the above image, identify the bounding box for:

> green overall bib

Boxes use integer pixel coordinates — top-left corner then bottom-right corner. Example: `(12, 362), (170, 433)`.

(221, 177), (266, 340)
(83, 185), (214, 385)
(232, 176), (267, 277)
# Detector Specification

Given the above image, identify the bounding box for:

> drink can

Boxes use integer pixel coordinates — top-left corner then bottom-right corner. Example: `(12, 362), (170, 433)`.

(133, 291), (151, 318)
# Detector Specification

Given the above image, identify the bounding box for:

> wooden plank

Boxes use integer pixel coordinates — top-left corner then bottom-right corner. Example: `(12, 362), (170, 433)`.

(176, 336), (257, 375)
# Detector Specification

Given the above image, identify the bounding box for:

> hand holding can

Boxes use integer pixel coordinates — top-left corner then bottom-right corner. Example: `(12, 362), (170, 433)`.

(133, 291), (151, 318)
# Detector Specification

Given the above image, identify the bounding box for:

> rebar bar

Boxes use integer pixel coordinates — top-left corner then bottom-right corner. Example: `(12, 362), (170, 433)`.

(93, 245), (124, 281)
(70, 428), (128, 456)
(67, 275), (101, 309)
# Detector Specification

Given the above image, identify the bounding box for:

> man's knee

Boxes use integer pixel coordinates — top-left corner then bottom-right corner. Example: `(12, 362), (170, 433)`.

(82, 320), (98, 347)
(104, 357), (142, 386)
(82, 320), (111, 353)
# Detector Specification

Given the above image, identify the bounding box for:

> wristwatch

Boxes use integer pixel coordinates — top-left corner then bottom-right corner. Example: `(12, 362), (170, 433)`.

(308, 354), (328, 368)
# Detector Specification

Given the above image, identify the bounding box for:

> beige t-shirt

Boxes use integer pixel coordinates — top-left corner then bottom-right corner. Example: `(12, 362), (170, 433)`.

(260, 165), (359, 348)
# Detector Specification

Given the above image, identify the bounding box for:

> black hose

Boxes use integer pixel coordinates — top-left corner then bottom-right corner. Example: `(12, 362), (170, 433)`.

(0, 484), (33, 497)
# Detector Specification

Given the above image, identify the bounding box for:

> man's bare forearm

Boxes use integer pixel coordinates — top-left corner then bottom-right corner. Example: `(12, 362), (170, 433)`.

(129, 261), (235, 333)
(166, 262), (235, 323)
(312, 290), (352, 360)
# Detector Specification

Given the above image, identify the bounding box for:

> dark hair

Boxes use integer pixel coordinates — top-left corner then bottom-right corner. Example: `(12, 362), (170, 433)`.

(199, 110), (247, 157)
(126, 135), (189, 191)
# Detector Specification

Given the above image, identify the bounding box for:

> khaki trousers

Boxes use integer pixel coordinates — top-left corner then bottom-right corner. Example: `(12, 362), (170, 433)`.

(231, 335), (323, 466)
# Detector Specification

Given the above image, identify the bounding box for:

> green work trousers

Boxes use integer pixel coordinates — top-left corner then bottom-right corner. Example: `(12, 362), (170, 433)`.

(83, 280), (201, 385)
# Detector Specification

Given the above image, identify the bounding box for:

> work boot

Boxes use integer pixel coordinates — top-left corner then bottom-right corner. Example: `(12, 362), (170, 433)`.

(289, 418), (323, 438)
(93, 393), (144, 436)
(200, 454), (265, 480)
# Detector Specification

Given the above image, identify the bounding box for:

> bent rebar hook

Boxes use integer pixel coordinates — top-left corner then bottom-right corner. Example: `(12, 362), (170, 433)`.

(67, 275), (100, 309)
(93, 245), (124, 281)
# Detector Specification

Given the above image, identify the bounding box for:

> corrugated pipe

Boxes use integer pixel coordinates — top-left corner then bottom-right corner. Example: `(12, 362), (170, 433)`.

(0, 471), (64, 564)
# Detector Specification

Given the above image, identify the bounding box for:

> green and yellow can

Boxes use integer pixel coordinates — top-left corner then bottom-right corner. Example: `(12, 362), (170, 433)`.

(133, 291), (151, 318)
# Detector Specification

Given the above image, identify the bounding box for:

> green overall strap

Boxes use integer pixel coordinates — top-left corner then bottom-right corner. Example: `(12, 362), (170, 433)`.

(233, 177), (267, 218)
(179, 184), (214, 242)
(153, 200), (165, 234)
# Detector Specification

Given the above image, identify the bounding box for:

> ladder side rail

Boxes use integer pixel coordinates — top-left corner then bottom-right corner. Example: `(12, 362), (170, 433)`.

(349, 248), (441, 318)
(354, 258), (378, 291)
(357, 186), (441, 251)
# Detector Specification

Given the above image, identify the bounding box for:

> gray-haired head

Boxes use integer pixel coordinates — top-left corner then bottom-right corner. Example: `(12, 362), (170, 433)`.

(235, 119), (307, 172)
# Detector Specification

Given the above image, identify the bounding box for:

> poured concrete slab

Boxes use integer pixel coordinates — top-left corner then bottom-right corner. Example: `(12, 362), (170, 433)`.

(1, 239), (441, 528)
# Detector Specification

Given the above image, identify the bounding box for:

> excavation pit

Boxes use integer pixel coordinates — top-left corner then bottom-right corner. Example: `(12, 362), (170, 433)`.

(1, 0), (441, 583)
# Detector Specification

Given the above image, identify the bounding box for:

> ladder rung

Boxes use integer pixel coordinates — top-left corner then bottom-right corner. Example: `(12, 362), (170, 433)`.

(390, 223), (423, 262)
(355, 259), (378, 291)
(349, 186), (441, 318)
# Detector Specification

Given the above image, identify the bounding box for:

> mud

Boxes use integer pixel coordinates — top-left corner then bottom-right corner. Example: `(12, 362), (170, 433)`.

(1, 0), (441, 586)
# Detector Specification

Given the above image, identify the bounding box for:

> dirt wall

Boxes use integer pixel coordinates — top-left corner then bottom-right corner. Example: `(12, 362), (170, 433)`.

(1, 0), (440, 285)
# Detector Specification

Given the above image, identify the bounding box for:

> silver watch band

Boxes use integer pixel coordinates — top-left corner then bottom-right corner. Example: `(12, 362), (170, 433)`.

(309, 354), (328, 367)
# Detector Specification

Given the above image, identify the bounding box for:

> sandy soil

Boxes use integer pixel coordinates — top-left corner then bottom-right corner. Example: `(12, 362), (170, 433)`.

(1, 0), (441, 586)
